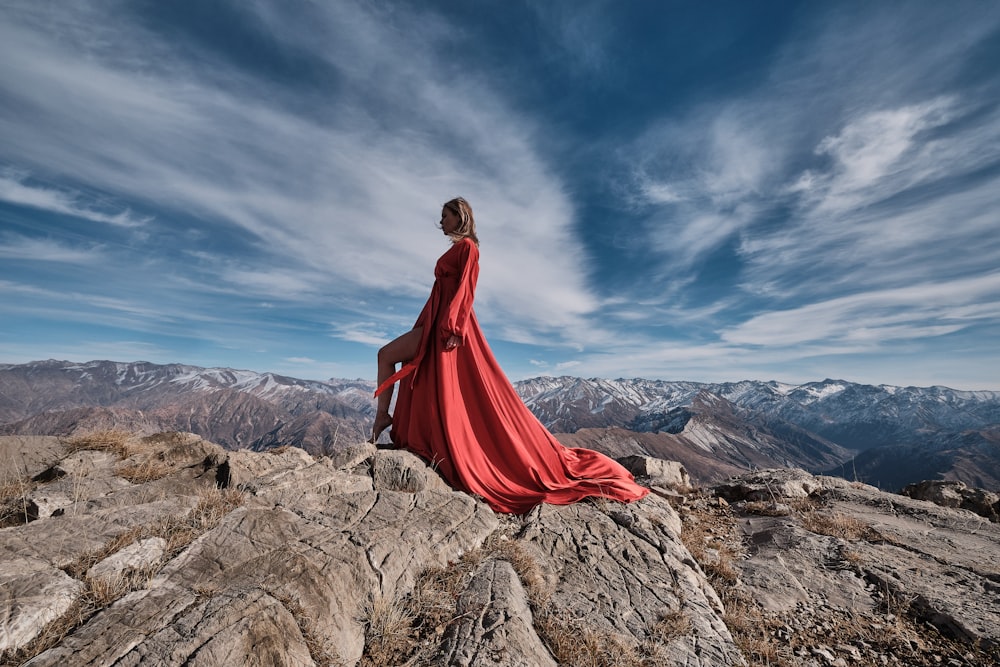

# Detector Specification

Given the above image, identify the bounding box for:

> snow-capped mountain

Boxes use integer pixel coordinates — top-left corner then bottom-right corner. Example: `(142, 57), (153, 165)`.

(517, 375), (1000, 447)
(516, 376), (1000, 489)
(0, 360), (375, 451)
(2, 361), (998, 489)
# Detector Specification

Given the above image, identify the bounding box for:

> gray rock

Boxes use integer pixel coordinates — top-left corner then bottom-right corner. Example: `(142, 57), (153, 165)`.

(12, 434), (498, 667)
(9, 433), (998, 666)
(86, 537), (167, 581)
(370, 447), (450, 493)
(0, 557), (84, 653)
(618, 455), (692, 491)
(519, 495), (745, 666)
(723, 468), (1000, 657)
(440, 559), (557, 667)
(25, 492), (73, 520)
(0, 436), (65, 481)
(716, 467), (822, 501)
(901, 479), (1000, 522)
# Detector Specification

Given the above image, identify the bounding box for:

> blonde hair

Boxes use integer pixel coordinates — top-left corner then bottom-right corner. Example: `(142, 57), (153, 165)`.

(443, 197), (479, 246)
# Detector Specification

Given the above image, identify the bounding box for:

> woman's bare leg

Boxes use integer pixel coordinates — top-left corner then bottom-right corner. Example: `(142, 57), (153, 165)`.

(371, 326), (423, 443)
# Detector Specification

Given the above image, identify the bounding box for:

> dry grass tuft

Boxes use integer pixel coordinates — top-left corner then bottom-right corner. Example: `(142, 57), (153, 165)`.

(0, 466), (36, 528)
(85, 566), (158, 608)
(680, 512), (740, 585)
(647, 610), (692, 644)
(63, 430), (135, 459)
(115, 458), (173, 484)
(840, 548), (865, 566)
(719, 587), (780, 665)
(799, 511), (874, 540)
(533, 617), (643, 667)
(358, 592), (416, 667)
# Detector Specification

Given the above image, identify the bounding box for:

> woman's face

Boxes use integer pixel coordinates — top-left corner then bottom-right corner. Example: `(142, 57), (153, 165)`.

(440, 206), (461, 235)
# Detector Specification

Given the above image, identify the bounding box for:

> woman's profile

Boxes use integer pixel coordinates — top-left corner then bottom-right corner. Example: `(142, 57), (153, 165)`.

(371, 197), (649, 514)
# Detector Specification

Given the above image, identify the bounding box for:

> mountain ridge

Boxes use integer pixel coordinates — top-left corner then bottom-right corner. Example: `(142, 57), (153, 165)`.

(2, 359), (999, 490)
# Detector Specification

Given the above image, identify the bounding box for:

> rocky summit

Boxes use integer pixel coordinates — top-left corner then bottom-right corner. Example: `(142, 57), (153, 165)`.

(1, 432), (998, 667)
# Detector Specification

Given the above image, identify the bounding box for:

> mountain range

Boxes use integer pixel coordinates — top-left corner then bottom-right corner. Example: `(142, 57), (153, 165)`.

(2, 359), (998, 490)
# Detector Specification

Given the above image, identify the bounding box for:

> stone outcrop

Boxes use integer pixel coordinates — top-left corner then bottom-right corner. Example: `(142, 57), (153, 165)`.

(2, 435), (999, 666)
(707, 468), (1000, 666)
(900, 479), (1000, 522)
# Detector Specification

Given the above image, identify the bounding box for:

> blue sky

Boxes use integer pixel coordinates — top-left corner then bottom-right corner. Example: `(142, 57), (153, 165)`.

(1, 1), (999, 390)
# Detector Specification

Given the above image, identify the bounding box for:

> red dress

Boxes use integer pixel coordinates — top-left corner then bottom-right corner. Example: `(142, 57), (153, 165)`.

(375, 238), (649, 514)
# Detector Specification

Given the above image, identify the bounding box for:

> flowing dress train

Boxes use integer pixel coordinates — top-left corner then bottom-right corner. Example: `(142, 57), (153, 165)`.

(375, 237), (649, 514)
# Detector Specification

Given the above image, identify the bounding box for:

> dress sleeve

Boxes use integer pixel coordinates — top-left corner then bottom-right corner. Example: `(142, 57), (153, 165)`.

(440, 239), (479, 341)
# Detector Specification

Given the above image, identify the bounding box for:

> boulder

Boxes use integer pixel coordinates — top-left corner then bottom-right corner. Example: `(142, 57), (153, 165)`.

(618, 455), (691, 491)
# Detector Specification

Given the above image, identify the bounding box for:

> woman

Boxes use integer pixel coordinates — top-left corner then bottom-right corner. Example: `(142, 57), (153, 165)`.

(371, 197), (649, 514)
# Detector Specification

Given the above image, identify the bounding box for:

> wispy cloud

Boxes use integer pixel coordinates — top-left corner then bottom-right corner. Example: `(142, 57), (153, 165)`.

(721, 273), (1000, 348)
(0, 173), (149, 227)
(330, 323), (392, 347)
(0, 234), (104, 263)
(0, 1), (597, 346)
(2, 2), (997, 389)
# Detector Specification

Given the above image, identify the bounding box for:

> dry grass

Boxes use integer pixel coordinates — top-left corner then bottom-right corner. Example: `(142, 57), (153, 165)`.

(680, 511), (740, 585)
(62, 430), (135, 459)
(840, 548), (865, 566)
(0, 466), (35, 528)
(647, 610), (692, 644)
(534, 619), (643, 667)
(358, 592), (416, 667)
(85, 566), (158, 608)
(799, 510), (875, 540)
(114, 458), (173, 484)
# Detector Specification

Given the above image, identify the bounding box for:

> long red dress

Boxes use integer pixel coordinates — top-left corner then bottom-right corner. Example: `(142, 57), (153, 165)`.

(375, 238), (649, 514)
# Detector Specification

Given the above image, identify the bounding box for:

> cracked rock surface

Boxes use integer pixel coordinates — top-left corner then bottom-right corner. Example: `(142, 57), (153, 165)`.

(5, 435), (996, 666)
(699, 468), (1000, 666)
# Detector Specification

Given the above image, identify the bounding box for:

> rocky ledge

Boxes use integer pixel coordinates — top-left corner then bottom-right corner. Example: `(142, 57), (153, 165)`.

(1, 433), (998, 666)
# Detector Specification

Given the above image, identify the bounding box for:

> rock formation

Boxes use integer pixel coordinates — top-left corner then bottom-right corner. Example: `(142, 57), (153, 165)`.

(1, 432), (998, 666)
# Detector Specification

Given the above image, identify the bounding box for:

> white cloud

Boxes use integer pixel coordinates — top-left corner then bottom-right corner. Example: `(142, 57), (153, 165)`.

(331, 323), (391, 347)
(0, 1), (597, 349)
(0, 173), (149, 227)
(721, 273), (1000, 348)
(0, 234), (103, 263)
(803, 97), (959, 215)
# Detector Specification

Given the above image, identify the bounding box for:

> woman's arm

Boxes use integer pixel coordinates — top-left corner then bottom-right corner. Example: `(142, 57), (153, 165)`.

(440, 239), (479, 346)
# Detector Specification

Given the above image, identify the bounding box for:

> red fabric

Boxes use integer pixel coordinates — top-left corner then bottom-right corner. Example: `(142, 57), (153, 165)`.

(375, 238), (649, 514)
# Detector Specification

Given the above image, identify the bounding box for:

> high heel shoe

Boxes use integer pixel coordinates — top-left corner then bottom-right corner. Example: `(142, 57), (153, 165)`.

(369, 412), (393, 444)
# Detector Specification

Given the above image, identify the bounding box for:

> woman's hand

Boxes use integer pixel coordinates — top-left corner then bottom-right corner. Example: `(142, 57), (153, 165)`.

(445, 335), (462, 350)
